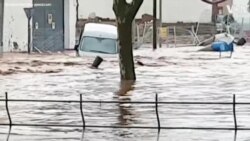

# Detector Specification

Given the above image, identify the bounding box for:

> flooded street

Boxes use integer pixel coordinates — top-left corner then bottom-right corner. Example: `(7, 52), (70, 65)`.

(1, 45), (250, 140)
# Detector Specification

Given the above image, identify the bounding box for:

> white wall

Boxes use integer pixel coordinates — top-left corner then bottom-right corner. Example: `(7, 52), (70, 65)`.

(79, 0), (212, 23)
(3, 0), (32, 52)
(3, 0), (76, 52)
(64, 0), (76, 49)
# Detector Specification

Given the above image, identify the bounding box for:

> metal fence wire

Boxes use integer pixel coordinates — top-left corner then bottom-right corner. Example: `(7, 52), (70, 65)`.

(1, 92), (250, 132)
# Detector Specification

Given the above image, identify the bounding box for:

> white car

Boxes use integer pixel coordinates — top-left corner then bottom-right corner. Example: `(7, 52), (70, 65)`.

(77, 23), (119, 58)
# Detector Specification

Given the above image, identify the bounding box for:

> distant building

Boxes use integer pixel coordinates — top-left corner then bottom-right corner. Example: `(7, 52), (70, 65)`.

(79, 0), (212, 23)
(2, 0), (214, 52)
(2, 0), (76, 52)
(218, 0), (233, 15)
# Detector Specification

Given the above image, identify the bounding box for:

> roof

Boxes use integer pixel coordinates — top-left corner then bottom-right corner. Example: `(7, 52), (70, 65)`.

(83, 23), (118, 39)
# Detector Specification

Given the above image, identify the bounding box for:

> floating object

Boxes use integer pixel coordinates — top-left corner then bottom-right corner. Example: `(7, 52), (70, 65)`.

(211, 41), (234, 52)
(91, 56), (103, 68)
(235, 38), (246, 46)
(137, 61), (144, 66)
(211, 41), (234, 58)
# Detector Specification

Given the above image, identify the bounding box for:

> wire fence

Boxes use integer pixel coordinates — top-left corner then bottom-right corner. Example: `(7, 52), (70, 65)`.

(1, 92), (250, 132)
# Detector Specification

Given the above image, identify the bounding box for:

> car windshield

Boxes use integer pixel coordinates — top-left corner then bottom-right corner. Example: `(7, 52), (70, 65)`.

(80, 36), (117, 54)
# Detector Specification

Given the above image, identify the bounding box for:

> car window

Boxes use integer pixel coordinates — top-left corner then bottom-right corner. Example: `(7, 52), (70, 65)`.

(80, 37), (117, 54)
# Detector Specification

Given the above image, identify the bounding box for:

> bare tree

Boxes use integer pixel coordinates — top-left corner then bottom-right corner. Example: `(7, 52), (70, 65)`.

(201, 0), (227, 23)
(113, 0), (144, 80)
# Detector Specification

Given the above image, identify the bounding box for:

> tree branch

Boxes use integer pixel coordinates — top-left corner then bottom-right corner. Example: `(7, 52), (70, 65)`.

(127, 0), (144, 22)
(113, 0), (127, 16)
(201, 0), (227, 4)
(113, 0), (144, 23)
(113, 0), (118, 17)
(201, 0), (213, 4)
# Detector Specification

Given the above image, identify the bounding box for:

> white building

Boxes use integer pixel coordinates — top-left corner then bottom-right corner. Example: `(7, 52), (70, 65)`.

(2, 0), (76, 52)
(79, 0), (212, 23)
(2, 0), (212, 52)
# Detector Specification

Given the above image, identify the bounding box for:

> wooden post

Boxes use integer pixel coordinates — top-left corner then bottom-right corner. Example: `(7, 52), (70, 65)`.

(0, 0), (4, 56)
(174, 26), (177, 48)
(233, 94), (238, 131)
(155, 93), (161, 133)
(159, 0), (162, 48)
(153, 0), (157, 50)
(28, 17), (31, 54)
(80, 94), (85, 129)
(5, 92), (12, 127)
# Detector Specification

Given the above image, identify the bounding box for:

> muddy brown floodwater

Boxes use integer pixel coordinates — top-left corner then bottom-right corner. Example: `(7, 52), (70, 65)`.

(1, 45), (250, 141)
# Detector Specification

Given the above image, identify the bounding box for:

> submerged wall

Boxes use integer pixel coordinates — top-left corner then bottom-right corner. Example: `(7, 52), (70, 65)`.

(3, 0), (32, 52)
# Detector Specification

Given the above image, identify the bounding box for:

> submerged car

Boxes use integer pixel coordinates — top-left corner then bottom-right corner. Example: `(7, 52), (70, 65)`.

(77, 23), (118, 58)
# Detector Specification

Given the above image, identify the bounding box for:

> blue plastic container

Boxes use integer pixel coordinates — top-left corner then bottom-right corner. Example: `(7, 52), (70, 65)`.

(211, 41), (234, 52)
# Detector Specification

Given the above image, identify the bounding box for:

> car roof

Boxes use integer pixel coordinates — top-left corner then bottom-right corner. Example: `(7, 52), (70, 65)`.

(84, 23), (117, 35)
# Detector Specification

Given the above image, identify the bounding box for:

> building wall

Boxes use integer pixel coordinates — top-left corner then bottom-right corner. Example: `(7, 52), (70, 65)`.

(3, 0), (32, 52)
(2, 0), (211, 52)
(64, 0), (76, 49)
(2, 0), (75, 52)
(79, 0), (212, 23)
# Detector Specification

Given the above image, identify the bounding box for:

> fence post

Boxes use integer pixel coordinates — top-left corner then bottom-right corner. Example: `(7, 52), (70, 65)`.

(5, 92), (12, 127)
(234, 130), (237, 141)
(233, 94), (238, 131)
(80, 94), (85, 129)
(6, 127), (11, 141)
(155, 93), (161, 132)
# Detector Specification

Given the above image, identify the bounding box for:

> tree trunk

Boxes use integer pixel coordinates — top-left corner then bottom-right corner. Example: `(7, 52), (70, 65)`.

(212, 3), (218, 23)
(117, 22), (136, 80)
(113, 0), (143, 81)
(201, 0), (227, 23)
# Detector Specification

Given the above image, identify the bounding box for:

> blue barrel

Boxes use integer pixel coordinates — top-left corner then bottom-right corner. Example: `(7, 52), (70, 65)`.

(211, 41), (234, 52)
